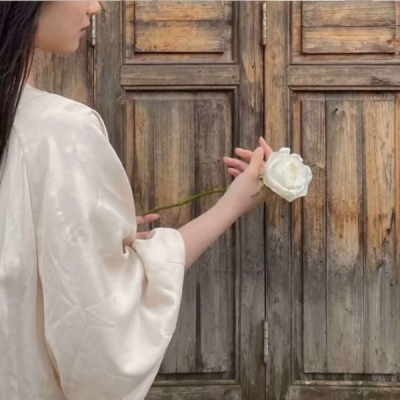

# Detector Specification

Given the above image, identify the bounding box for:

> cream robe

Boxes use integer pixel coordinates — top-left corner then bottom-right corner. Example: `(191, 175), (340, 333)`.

(0, 84), (185, 400)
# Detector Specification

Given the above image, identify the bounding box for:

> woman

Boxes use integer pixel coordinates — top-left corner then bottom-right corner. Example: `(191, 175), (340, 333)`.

(0, 2), (272, 399)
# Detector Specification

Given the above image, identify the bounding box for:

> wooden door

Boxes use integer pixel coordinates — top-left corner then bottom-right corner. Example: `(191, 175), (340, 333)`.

(34, 2), (267, 399)
(265, 2), (400, 399)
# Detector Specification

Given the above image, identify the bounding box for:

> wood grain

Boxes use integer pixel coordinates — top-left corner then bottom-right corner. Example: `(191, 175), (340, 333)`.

(147, 384), (241, 400)
(290, 381), (400, 400)
(265, 2), (291, 398)
(125, 1), (233, 63)
(288, 65), (400, 88)
(302, 2), (395, 27)
(302, 27), (395, 54)
(95, 1), (125, 161)
(152, 97), (197, 374)
(238, 2), (266, 400)
(195, 94), (234, 374)
(363, 94), (397, 374)
(326, 95), (363, 373)
(301, 95), (327, 373)
(121, 65), (240, 87)
(135, 1), (225, 22)
(135, 21), (224, 53)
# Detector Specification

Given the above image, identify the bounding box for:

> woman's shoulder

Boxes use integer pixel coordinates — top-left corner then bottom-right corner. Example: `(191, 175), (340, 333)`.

(15, 85), (108, 146)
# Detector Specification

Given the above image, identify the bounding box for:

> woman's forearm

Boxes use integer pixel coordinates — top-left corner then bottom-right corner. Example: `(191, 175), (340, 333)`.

(178, 197), (238, 269)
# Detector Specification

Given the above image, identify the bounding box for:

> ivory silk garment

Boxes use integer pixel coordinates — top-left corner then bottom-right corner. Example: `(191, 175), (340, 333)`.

(0, 84), (186, 400)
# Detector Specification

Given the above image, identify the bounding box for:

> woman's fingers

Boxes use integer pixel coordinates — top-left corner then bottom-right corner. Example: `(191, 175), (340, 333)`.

(248, 147), (265, 175)
(228, 168), (241, 178)
(224, 138), (273, 177)
(136, 213), (159, 225)
(235, 147), (253, 162)
(136, 231), (151, 239)
(223, 156), (248, 172)
(259, 137), (273, 157)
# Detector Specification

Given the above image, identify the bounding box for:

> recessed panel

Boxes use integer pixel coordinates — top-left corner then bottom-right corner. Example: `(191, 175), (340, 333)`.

(125, 91), (236, 379)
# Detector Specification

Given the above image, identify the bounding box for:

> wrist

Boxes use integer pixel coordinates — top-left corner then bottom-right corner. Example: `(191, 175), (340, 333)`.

(215, 194), (242, 221)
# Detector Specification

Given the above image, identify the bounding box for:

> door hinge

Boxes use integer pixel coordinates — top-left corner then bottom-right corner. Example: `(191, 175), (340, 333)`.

(263, 320), (269, 364)
(262, 2), (267, 46)
(90, 14), (97, 47)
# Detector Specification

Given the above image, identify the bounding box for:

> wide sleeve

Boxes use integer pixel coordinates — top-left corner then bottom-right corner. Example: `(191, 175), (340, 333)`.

(29, 107), (186, 400)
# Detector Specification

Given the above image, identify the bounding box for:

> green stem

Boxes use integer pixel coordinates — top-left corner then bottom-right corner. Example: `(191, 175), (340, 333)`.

(144, 188), (227, 215)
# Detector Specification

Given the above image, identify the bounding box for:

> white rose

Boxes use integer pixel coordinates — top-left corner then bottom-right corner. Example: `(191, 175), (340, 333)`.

(262, 147), (312, 202)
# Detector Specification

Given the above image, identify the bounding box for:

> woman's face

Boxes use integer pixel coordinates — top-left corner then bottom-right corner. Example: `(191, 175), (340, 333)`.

(35, 1), (101, 54)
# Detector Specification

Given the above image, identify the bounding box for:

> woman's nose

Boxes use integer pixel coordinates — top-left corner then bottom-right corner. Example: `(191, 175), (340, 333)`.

(88, 1), (101, 16)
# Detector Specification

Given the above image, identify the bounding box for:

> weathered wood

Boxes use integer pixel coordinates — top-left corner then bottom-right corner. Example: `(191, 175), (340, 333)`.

(195, 94), (234, 374)
(125, 1), (233, 63)
(396, 94), (400, 378)
(291, 94), (303, 383)
(302, 27), (395, 54)
(95, 1), (125, 161)
(34, 34), (93, 104)
(292, 2), (400, 64)
(135, 21), (224, 53)
(152, 97), (197, 374)
(326, 95), (363, 373)
(147, 384), (241, 400)
(32, 49), (54, 92)
(302, 2), (395, 27)
(363, 94), (397, 374)
(121, 65), (240, 87)
(290, 381), (400, 400)
(265, 2), (291, 399)
(135, 1), (225, 22)
(238, 2), (265, 400)
(301, 94), (327, 373)
(288, 65), (400, 88)
(53, 35), (94, 106)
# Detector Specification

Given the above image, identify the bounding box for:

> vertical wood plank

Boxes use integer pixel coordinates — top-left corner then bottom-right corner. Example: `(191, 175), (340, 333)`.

(129, 97), (154, 215)
(95, 1), (125, 161)
(291, 94), (303, 381)
(32, 49), (54, 92)
(363, 94), (397, 373)
(396, 95), (400, 375)
(326, 95), (363, 373)
(265, 2), (291, 399)
(151, 98), (197, 374)
(53, 36), (94, 106)
(239, 2), (265, 399)
(302, 94), (327, 373)
(195, 94), (234, 374)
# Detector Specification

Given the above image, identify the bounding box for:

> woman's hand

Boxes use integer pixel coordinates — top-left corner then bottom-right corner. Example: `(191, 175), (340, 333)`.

(135, 214), (160, 239)
(224, 137), (273, 178)
(220, 137), (274, 217)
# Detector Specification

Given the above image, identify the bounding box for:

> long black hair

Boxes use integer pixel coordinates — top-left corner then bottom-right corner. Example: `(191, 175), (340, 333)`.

(0, 1), (42, 165)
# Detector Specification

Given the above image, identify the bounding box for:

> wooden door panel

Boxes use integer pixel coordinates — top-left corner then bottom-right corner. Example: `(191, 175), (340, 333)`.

(134, 2), (225, 53)
(267, 2), (400, 399)
(292, 1), (400, 63)
(302, 2), (395, 54)
(295, 93), (400, 375)
(126, 92), (235, 378)
(120, 2), (265, 399)
(125, 1), (234, 62)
